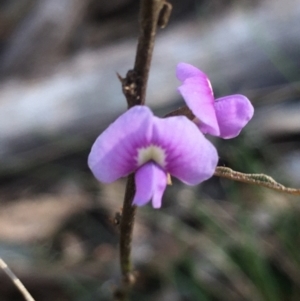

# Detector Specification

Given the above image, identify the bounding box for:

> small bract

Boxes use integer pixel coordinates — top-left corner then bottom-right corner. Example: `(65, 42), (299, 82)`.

(176, 63), (254, 139)
(88, 106), (218, 208)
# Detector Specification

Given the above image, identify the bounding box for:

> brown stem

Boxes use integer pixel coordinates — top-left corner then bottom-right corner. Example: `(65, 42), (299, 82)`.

(116, 1), (172, 300)
(114, 175), (137, 301)
(121, 0), (172, 108)
(164, 105), (194, 119)
(120, 174), (136, 280)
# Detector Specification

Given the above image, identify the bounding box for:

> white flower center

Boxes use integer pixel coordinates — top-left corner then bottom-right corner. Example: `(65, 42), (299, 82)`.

(137, 145), (166, 167)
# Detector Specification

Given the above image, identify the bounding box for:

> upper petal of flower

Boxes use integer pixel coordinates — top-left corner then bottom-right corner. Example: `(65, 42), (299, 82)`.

(176, 63), (220, 136)
(133, 162), (167, 208)
(214, 95), (254, 139)
(152, 115), (218, 185)
(88, 106), (153, 183)
(176, 62), (208, 82)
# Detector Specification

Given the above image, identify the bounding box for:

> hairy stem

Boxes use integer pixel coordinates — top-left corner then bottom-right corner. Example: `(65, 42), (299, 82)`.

(214, 166), (300, 195)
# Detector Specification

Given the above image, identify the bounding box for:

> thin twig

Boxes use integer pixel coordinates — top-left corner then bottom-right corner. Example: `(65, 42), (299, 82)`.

(214, 166), (300, 195)
(164, 105), (193, 119)
(0, 258), (35, 301)
(116, 1), (172, 300)
(132, 0), (171, 106)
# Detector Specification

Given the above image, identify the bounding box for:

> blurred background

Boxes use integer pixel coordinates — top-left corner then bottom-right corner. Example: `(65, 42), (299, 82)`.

(1, 0), (300, 300)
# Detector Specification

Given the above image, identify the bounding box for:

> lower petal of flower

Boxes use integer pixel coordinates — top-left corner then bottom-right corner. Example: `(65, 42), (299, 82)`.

(214, 95), (254, 139)
(133, 162), (167, 209)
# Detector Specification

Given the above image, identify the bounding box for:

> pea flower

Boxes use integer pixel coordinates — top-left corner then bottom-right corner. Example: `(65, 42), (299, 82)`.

(176, 63), (254, 139)
(88, 106), (218, 208)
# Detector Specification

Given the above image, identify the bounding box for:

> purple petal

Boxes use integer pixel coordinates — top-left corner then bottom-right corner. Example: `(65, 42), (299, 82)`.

(88, 106), (153, 183)
(176, 62), (208, 82)
(152, 115), (218, 185)
(214, 95), (254, 139)
(133, 162), (167, 208)
(176, 63), (219, 136)
(178, 77), (219, 136)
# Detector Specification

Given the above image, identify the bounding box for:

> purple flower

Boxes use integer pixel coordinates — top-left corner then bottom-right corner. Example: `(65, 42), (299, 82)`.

(176, 63), (254, 139)
(88, 106), (218, 208)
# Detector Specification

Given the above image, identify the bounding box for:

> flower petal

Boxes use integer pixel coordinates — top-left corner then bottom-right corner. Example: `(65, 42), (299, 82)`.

(177, 77), (219, 136)
(133, 162), (167, 208)
(88, 106), (153, 183)
(176, 62), (208, 82)
(214, 95), (254, 139)
(152, 115), (218, 185)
